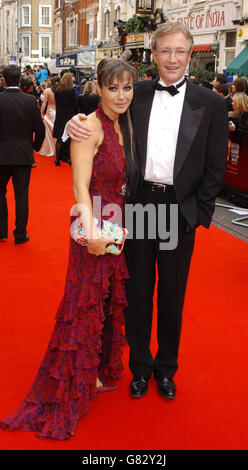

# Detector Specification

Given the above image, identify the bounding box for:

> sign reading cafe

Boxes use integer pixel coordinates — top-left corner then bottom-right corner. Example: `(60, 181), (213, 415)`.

(56, 54), (77, 68)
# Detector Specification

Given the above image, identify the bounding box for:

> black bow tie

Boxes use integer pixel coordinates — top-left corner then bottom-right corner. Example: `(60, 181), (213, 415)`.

(154, 77), (186, 96)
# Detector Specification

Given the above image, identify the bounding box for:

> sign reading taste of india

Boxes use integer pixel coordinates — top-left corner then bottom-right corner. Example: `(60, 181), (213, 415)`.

(174, 5), (234, 32)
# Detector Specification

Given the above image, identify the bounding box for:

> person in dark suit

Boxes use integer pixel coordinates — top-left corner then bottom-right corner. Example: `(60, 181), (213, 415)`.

(124, 23), (228, 400)
(213, 83), (233, 112)
(0, 65), (45, 244)
(65, 23), (229, 400)
(53, 72), (78, 166)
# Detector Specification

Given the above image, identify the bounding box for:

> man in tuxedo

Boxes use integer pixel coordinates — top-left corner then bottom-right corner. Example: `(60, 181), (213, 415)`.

(0, 65), (45, 244)
(66, 23), (228, 399)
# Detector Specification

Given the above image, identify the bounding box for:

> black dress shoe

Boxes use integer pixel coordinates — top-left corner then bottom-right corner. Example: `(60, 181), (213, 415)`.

(129, 376), (149, 398)
(157, 377), (176, 399)
(15, 234), (30, 245)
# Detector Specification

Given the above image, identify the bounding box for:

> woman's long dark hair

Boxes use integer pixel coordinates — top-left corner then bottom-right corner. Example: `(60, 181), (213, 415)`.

(119, 109), (139, 202)
(97, 58), (139, 201)
(56, 72), (74, 92)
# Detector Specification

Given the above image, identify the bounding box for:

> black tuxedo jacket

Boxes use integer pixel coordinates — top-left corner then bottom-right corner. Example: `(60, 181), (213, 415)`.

(0, 88), (45, 165)
(130, 79), (229, 231)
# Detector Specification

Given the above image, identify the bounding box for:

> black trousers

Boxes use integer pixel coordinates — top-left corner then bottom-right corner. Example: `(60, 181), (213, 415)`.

(124, 185), (195, 380)
(0, 165), (31, 241)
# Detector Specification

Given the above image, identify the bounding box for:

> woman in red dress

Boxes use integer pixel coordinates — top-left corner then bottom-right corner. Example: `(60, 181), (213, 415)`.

(0, 58), (137, 440)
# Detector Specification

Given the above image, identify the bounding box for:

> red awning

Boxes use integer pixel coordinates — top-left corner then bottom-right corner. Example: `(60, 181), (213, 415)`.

(193, 45), (211, 52)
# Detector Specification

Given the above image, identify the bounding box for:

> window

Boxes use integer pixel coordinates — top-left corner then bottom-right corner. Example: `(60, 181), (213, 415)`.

(22, 5), (31, 27)
(225, 50), (236, 67)
(66, 15), (78, 47)
(54, 20), (62, 54)
(225, 32), (236, 48)
(7, 12), (13, 54)
(39, 34), (51, 58)
(105, 11), (110, 40)
(18, 7), (21, 28)
(41, 36), (50, 58)
(22, 35), (31, 57)
(39, 5), (51, 27)
(6, 11), (10, 54)
(55, 0), (61, 8)
(88, 23), (94, 47)
(115, 6), (120, 21)
(225, 32), (236, 67)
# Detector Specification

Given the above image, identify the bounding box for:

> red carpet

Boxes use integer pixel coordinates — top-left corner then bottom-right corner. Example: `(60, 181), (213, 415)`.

(0, 154), (248, 450)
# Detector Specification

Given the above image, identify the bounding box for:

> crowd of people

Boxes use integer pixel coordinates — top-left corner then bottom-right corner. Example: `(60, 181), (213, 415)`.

(1, 59), (247, 165)
(187, 72), (248, 131)
(0, 20), (246, 441)
(209, 73), (248, 131)
(0, 63), (100, 166)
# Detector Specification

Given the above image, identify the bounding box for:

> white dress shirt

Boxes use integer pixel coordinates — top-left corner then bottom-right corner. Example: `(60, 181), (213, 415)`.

(144, 77), (186, 185)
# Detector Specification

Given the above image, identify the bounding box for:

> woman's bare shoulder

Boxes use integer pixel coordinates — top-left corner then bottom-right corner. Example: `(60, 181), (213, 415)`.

(85, 112), (104, 145)
(86, 111), (102, 131)
(71, 111), (103, 153)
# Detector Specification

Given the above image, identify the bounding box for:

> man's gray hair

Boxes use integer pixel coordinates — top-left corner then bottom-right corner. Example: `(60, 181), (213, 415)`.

(151, 22), (194, 51)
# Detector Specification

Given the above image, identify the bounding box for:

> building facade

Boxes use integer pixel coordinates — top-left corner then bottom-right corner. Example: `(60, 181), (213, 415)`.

(97, 0), (157, 64)
(53, 1), (98, 76)
(1, 1), (246, 73)
(0, 0), (17, 67)
(17, 0), (54, 68)
(54, 0), (63, 56)
(96, 0), (125, 61)
(96, 0), (247, 74)
(165, 0), (243, 73)
(56, 0), (99, 54)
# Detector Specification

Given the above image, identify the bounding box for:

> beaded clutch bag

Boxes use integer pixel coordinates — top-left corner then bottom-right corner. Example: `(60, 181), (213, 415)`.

(73, 218), (128, 255)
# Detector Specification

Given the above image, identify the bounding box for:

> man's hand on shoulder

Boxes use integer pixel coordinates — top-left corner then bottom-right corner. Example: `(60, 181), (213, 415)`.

(67, 113), (92, 142)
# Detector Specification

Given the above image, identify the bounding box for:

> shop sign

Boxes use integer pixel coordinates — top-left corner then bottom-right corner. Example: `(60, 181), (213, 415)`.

(126, 33), (145, 44)
(77, 51), (95, 67)
(229, 142), (240, 171)
(8, 56), (17, 63)
(56, 54), (77, 68)
(136, 0), (154, 15)
(174, 4), (235, 33)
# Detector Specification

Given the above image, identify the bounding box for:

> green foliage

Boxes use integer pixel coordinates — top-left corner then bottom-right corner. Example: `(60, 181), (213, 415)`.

(189, 65), (215, 82)
(125, 15), (144, 33)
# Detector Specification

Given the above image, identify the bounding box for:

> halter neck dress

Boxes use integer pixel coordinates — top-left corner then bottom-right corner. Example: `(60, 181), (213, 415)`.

(0, 104), (129, 440)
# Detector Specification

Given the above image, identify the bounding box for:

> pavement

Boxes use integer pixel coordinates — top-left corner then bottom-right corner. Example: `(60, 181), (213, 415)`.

(212, 196), (248, 243)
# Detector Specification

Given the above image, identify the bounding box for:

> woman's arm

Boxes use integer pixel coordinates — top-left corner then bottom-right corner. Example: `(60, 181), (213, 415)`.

(40, 88), (48, 114)
(70, 117), (115, 255)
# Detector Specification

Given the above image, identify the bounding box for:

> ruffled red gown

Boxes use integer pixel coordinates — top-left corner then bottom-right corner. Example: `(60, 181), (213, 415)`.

(0, 105), (129, 440)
